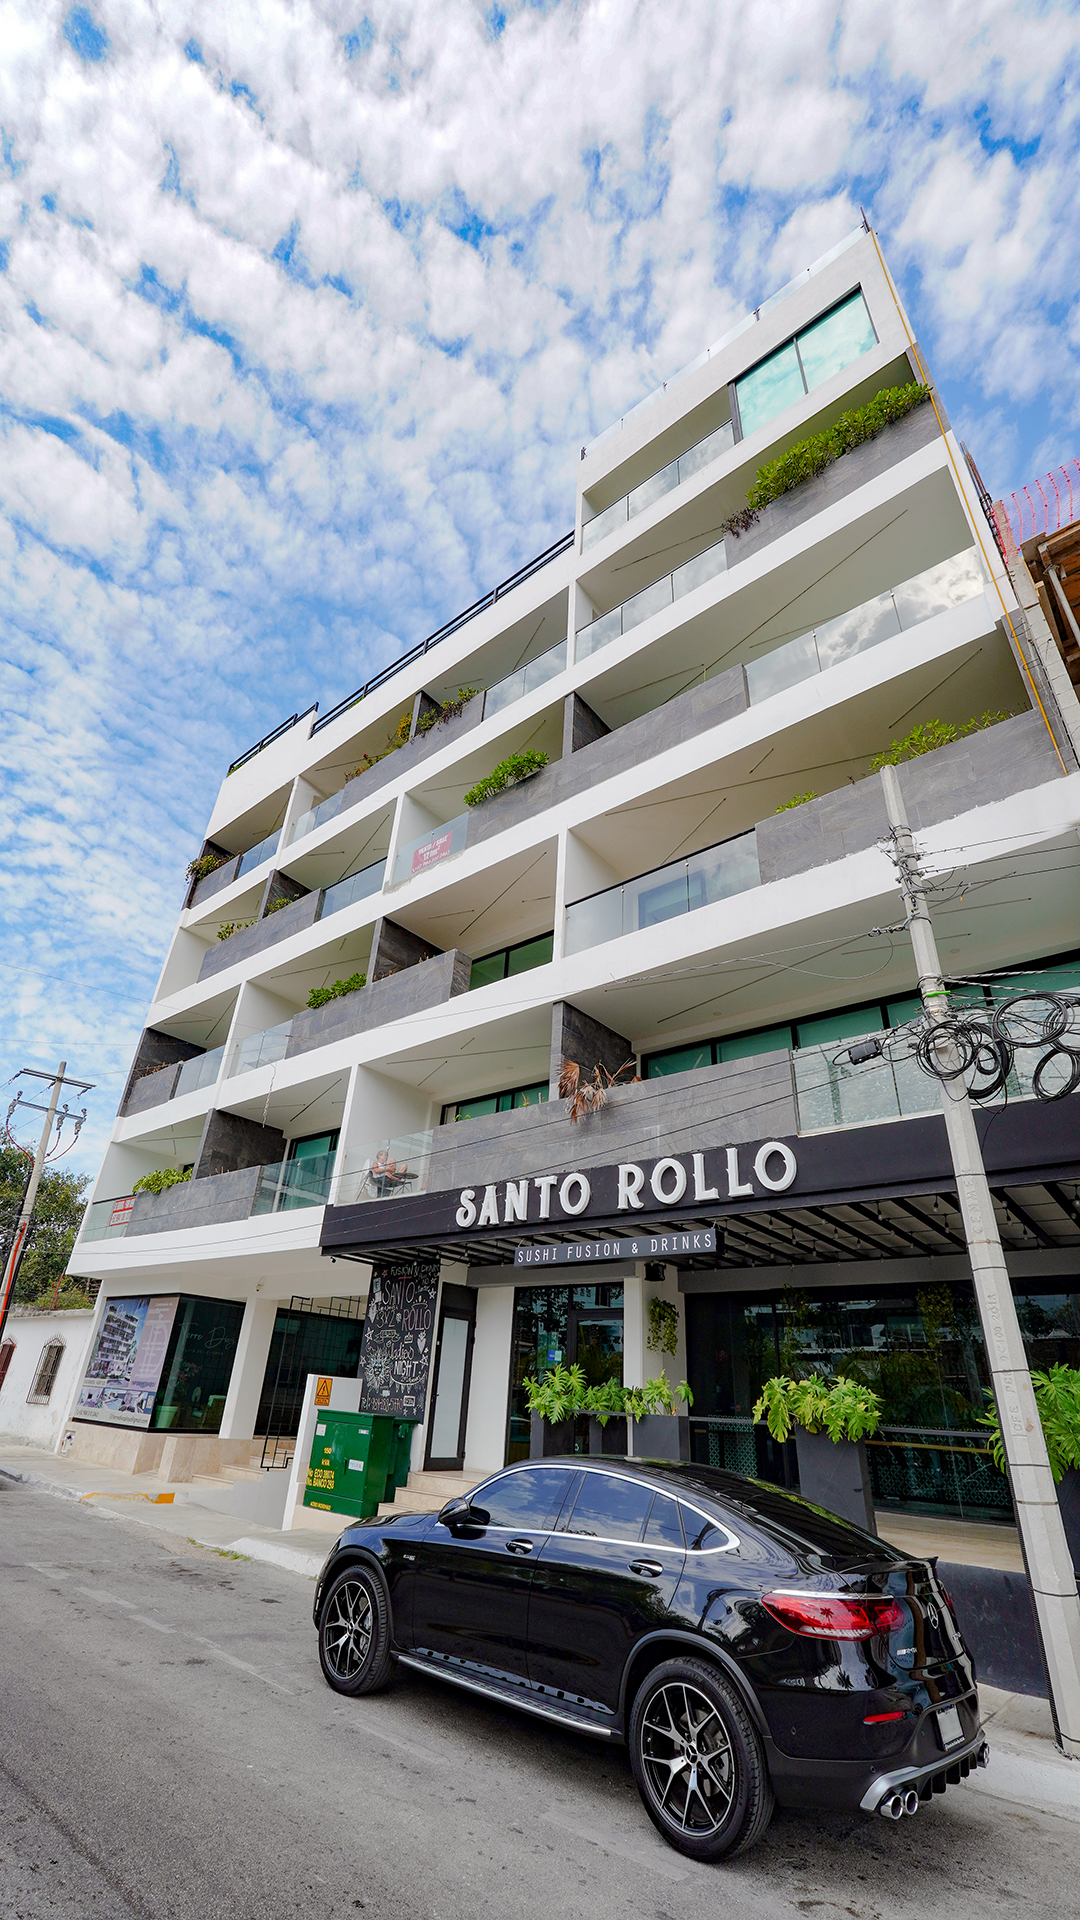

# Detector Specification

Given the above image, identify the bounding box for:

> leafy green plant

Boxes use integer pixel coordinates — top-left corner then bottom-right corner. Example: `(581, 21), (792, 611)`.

(186, 851), (226, 884)
(264, 895), (292, 915)
(307, 972), (367, 1010)
(463, 750), (548, 807)
(132, 1167), (192, 1196)
(775, 790), (817, 813)
(647, 1296), (679, 1358)
(44, 1282), (96, 1310)
(522, 1368), (693, 1425)
(869, 711), (1013, 771)
(217, 919), (256, 941)
(416, 687), (481, 735)
(745, 383), (931, 516)
(980, 1365), (1080, 1483)
(753, 1373), (883, 1444)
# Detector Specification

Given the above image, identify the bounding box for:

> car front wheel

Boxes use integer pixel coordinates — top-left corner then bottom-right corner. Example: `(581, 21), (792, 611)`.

(629, 1657), (774, 1861)
(318, 1565), (394, 1695)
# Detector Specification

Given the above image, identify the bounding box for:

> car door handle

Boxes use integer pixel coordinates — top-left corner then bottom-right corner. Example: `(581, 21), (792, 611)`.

(628, 1559), (664, 1577)
(505, 1537), (534, 1556)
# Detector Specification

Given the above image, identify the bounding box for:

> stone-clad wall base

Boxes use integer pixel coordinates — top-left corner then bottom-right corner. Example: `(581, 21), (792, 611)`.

(286, 948), (471, 1058)
(127, 1163), (262, 1236)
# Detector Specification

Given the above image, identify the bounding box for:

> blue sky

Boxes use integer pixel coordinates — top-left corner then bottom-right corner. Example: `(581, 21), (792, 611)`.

(2, 0), (1079, 1176)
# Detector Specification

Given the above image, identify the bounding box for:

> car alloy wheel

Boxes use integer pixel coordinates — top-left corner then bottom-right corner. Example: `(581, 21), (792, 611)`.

(629, 1657), (774, 1861)
(318, 1566), (393, 1696)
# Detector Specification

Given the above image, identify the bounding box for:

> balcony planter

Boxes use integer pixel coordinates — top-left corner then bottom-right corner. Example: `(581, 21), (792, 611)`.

(1058, 1467), (1080, 1577)
(630, 1413), (689, 1462)
(794, 1426), (876, 1533)
(529, 1412), (574, 1458)
(754, 1374), (883, 1534)
(525, 1367), (690, 1460)
(588, 1415), (628, 1456)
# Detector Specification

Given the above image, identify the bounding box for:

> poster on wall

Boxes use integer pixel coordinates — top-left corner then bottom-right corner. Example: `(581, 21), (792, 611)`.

(74, 1295), (180, 1428)
(359, 1260), (439, 1421)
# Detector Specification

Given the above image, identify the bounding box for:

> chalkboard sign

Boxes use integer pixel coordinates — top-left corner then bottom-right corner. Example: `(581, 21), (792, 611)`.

(359, 1259), (439, 1419)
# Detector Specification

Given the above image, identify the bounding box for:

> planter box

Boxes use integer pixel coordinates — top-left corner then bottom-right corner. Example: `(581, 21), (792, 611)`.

(588, 1416), (628, 1456)
(529, 1413), (574, 1458)
(630, 1414), (689, 1462)
(794, 1426), (876, 1533)
(1058, 1466), (1080, 1578)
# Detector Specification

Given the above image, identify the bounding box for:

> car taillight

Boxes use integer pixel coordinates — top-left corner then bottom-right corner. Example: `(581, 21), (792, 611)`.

(864, 1710), (907, 1723)
(762, 1592), (907, 1640)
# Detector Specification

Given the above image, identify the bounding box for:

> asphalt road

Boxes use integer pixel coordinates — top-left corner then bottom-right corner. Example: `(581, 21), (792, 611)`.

(0, 1477), (1076, 1920)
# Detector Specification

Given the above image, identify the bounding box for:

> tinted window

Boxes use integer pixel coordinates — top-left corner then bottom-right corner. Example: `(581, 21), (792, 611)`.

(564, 1472), (653, 1542)
(472, 1467), (574, 1530)
(643, 1492), (684, 1550)
(681, 1506), (732, 1553)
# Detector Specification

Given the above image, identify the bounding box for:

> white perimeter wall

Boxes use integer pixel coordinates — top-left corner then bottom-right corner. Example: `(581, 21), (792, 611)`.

(0, 1311), (97, 1450)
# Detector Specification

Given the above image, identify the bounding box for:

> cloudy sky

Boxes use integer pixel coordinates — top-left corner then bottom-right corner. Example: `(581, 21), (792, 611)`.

(2, 0), (1078, 1177)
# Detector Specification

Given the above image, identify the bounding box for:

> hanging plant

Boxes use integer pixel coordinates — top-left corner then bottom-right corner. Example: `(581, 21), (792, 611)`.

(647, 1296), (679, 1358)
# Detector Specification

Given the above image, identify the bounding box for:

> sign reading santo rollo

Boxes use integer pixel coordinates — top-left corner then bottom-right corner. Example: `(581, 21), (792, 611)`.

(454, 1139), (797, 1232)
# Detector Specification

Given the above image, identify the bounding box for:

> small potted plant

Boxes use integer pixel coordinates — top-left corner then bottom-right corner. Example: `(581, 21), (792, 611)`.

(981, 1364), (1080, 1574)
(754, 1373), (882, 1531)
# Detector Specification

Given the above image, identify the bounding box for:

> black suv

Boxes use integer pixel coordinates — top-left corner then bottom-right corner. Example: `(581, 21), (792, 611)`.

(313, 1457), (988, 1860)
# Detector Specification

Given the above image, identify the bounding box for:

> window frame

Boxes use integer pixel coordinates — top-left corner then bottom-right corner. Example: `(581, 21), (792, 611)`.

(27, 1338), (65, 1406)
(731, 287), (878, 442)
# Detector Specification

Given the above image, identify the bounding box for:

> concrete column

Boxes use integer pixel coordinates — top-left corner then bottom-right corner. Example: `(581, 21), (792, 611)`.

(463, 1286), (515, 1475)
(623, 1268), (646, 1389)
(218, 1295), (279, 1440)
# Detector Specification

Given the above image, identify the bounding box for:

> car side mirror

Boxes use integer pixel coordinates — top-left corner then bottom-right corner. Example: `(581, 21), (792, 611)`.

(438, 1495), (474, 1528)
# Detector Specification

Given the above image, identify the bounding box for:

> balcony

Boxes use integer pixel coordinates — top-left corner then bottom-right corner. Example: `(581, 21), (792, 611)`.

(565, 830), (760, 956)
(744, 549), (985, 707)
(392, 814), (469, 886)
(320, 858), (387, 918)
(231, 1019), (293, 1076)
(582, 420), (735, 552)
(81, 1153), (335, 1242)
(576, 536), (728, 662)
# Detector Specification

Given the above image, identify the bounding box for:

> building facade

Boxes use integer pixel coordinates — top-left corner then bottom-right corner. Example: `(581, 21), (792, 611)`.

(66, 228), (1080, 1531)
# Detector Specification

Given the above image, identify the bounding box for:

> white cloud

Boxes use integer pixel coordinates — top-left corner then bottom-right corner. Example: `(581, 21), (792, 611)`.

(2, 0), (1080, 1176)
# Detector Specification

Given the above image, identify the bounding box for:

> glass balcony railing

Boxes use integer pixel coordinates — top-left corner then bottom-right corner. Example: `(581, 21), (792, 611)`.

(392, 814), (469, 885)
(484, 637), (567, 718)
(336, 1133), (434, 1205)
(230, 1019), (294, 1077)
(582, 420), (735, 552)
(235, 829), (281, 878)
(576, 535), (727, 661)
(565, 829), (759, 956)
(792, 1018), (1062, 1134)
(174, 1044), (226, 1099)
(288, 788), (352, 845)
(251, 1151), (336, 1214)
(745, 549), (987, 706)
(81, 1194), (135, 1241)
(320, 857), (387, 919)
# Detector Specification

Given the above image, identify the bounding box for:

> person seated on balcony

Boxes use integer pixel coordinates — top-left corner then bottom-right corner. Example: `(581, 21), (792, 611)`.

(366, 1149), (412, 1198)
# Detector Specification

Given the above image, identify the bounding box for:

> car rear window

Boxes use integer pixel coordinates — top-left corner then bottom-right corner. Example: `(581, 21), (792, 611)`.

(642, 1492), (684, 1550)
(472, 1466), (576, 1530)
(563, 1471), (654, 1542)
(680, 1506), (732, 1552)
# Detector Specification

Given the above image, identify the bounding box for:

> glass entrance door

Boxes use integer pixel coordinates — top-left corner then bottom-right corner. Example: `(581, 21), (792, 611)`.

(425, 1286), (476, 1472)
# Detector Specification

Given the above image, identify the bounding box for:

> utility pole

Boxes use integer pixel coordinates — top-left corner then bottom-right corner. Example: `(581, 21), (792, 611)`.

(0, 1063), (92, 1347)
(880, 765), (1080, 1757)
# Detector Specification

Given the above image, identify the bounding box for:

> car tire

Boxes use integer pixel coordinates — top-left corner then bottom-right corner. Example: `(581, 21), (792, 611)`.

(318, 1564), (394, 1696)
(629, 1657), (775, 1861)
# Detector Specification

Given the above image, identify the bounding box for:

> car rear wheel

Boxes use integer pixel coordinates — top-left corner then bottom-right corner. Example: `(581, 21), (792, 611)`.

(629, 1658), (774, 1861)
(318, 1565), (393, 1696)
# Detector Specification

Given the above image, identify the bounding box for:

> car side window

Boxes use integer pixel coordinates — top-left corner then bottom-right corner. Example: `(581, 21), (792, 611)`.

(562, 1471), (654, 1542)
(471, 1466), (575, 1530)
(642, 1492), (684, 1549)
(680, 1505), (731, 1552)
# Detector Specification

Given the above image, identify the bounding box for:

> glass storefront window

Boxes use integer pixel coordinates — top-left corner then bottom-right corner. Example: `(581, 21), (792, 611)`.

(151, 1297), (245, 1434)
(507, 1284), (624, 1463)
(687, 1283), (1080, 1525)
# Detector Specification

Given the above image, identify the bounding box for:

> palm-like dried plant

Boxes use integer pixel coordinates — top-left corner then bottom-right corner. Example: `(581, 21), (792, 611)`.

(558, 1057), (639, 1122)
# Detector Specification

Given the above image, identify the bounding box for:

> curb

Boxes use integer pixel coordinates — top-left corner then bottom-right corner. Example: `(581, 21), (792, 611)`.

(0, 1464), (82, 1501)
(229, 1536), (326, 1578)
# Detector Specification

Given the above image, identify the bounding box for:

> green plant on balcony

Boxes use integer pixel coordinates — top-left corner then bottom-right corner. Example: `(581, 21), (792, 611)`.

(753, 1372), (883, 1444)
(647, 1296), (679, 1357)
(217, 919), (256, 941)
(416, 687), (481, 735)
(980, 1365), (1080, 1482)
(263, 894), (293, 915)
(869, 710), (1013, 771)
(744, 382), (931, 517)
(307, 971), (367, 1010)
(186, 851), (225, 884)
(775, 790), (818, 812)
(132, 1167), (192, 1196)
(463, 749), (548, 807)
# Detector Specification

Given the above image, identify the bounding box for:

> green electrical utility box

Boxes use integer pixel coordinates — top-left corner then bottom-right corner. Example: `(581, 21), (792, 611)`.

(304, 1411), (417, 1519)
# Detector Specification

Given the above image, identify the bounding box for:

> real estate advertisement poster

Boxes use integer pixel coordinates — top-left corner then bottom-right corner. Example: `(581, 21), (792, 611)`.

(74, 1295), (180, 1428)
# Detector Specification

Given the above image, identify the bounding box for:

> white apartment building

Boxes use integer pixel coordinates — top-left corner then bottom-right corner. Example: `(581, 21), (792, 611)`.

(63, 228), (1080, 1537)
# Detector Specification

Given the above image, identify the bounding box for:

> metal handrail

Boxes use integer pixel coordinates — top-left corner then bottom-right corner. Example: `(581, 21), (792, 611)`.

(228, 703), (318, 776)
(310, 531), (574, 738)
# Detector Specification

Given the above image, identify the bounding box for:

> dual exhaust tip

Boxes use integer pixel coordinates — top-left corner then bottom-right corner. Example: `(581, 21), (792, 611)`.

(879, 1789), (921, 1819)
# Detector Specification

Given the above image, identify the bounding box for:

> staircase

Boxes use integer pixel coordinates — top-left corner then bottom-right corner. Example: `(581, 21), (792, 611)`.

(378, 1469), (483, 1517)
(180, 1453), (291, 1528)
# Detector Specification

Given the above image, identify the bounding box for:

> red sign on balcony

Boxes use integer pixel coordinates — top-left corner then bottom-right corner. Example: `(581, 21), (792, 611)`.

(412, 831), (453, 875)
(109, 1196), (135, 1227)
